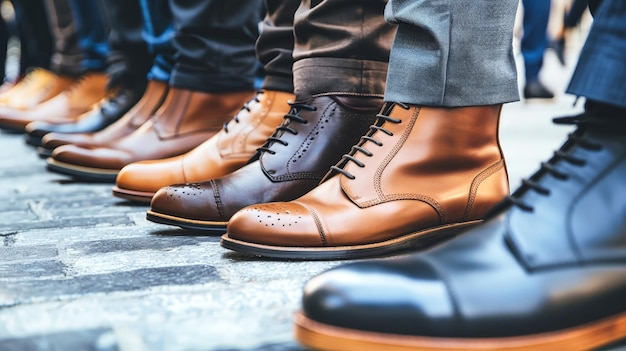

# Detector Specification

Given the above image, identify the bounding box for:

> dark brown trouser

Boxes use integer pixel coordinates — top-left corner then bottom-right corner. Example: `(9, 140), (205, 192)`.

(257, 0), (395, 100)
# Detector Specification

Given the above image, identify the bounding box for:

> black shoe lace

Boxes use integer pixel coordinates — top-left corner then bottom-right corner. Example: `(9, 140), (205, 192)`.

(507, 113), (604, 212)
(255, 100), (315, 155)
(329, 102), (408, 180)
(223, 91), (263, 133)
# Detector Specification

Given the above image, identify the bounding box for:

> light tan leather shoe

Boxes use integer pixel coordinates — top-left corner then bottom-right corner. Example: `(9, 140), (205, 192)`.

(112, 90), (294, 203)
(0, 72), (108, 132)
(0, 68), (76, 108)
(47, 88), (255, 182)
(222, 102), (510, 259)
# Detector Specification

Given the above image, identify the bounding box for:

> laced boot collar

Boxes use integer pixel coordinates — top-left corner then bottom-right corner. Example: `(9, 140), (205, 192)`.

(247, 99), (315, 163)
(488, 109), (624, 217)
(323, 102), (409, 182)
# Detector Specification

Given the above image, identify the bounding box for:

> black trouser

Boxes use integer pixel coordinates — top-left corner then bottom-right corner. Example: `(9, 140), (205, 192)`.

(168, 0), (264, 93)
(103, 0), (151, 89)
(12, 0), (53, 76)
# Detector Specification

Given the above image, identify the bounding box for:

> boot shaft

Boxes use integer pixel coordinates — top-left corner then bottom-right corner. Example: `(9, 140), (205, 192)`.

(152, 88), (255, 139)
(335, 103), (509, 222)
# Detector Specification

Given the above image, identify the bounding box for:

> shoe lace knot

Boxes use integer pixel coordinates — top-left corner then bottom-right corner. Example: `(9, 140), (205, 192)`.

(329, 102), (408, 180)
(255, 100), (315, 155)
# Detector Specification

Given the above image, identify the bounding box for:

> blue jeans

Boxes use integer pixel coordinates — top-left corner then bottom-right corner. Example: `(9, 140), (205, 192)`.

(139, 0), (175, 83)
(68, 0), (110, 72)
(521, 0), (551, 83)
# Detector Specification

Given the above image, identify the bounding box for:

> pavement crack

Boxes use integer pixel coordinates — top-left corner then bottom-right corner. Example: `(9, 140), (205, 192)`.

(1, 231), (18, 246)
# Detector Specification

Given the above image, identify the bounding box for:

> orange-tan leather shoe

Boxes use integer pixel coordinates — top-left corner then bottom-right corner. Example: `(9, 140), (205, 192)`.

(38, 80), (168, 157)
(0, 72), (108, 132)
(47, 88), (255, 182)
(222, 102), (510, 259)
(112, 90), (294, 203)
(0, 68), (76, 109)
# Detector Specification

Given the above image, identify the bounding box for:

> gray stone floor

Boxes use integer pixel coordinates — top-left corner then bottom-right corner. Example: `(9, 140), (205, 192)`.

(1, 47), (621, 350)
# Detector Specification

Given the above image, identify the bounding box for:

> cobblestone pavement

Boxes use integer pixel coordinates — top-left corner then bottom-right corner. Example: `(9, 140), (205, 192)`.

(1, 50), (621, 350)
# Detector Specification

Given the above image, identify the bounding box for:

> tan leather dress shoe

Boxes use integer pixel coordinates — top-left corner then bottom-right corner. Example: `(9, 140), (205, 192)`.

(222, 103), (510, 259)
(38, 80), (168, 157)
(0, 68), (75, 109)
(47, 88), (255, 182)
(0, 72), (108, 132)
(112, 90), (295, 203)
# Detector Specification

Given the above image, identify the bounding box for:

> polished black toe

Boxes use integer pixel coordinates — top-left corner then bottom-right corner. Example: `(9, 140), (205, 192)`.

(302, 257), (456, 336)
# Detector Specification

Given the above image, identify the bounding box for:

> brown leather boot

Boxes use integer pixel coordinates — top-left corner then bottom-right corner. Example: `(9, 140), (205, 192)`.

(146, 94), (383, 232)
(46, 87), (255, 182)
(221, 102), (510, 259)
(0, 72), (108, 132)
(0, 69), (76, 109)
(112, 90), (295, 203)
(38, 80), (169, 158)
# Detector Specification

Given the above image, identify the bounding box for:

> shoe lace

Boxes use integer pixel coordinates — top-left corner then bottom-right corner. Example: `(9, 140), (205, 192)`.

(329, 102), (408, 180)
(506, 113), (605, 212)
(255, 100), (316, 155)
(223, 91), (263, 133)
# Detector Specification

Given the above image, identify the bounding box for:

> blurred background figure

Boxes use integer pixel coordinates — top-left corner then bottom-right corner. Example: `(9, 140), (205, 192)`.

(550, 0), (589, 66)
(521, 0), (555, 100)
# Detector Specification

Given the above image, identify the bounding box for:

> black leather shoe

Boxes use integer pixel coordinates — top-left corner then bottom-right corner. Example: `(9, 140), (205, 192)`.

(295, 111), (626, 351)
(24, 80), (147, 148)
(523, 80), (555, 100)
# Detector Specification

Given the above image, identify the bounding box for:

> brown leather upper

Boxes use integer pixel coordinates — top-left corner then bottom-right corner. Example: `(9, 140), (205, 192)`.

(114, 90), (295, 198)
(0, 72), (108, 130)
(149, 94), (383, 222)
(50, 87), (255, 171)
(226, 103), (510, 247)
(41, 80), (168, 150)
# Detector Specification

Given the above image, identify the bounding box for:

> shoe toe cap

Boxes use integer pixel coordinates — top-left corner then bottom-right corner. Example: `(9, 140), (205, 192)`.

(301, 257), (457, 337)
(116, 157), (185, 193)
(227, 202), (327, 246)
(150, 182), (221, 221)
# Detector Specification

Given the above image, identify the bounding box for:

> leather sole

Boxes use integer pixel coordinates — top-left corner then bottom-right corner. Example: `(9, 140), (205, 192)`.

(294, 311), (626, 351)
(46, 158), (118, 183)
(112, 186), (154, 203)
(146, 210), (228, 234)
(220, 221), (479, 260)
